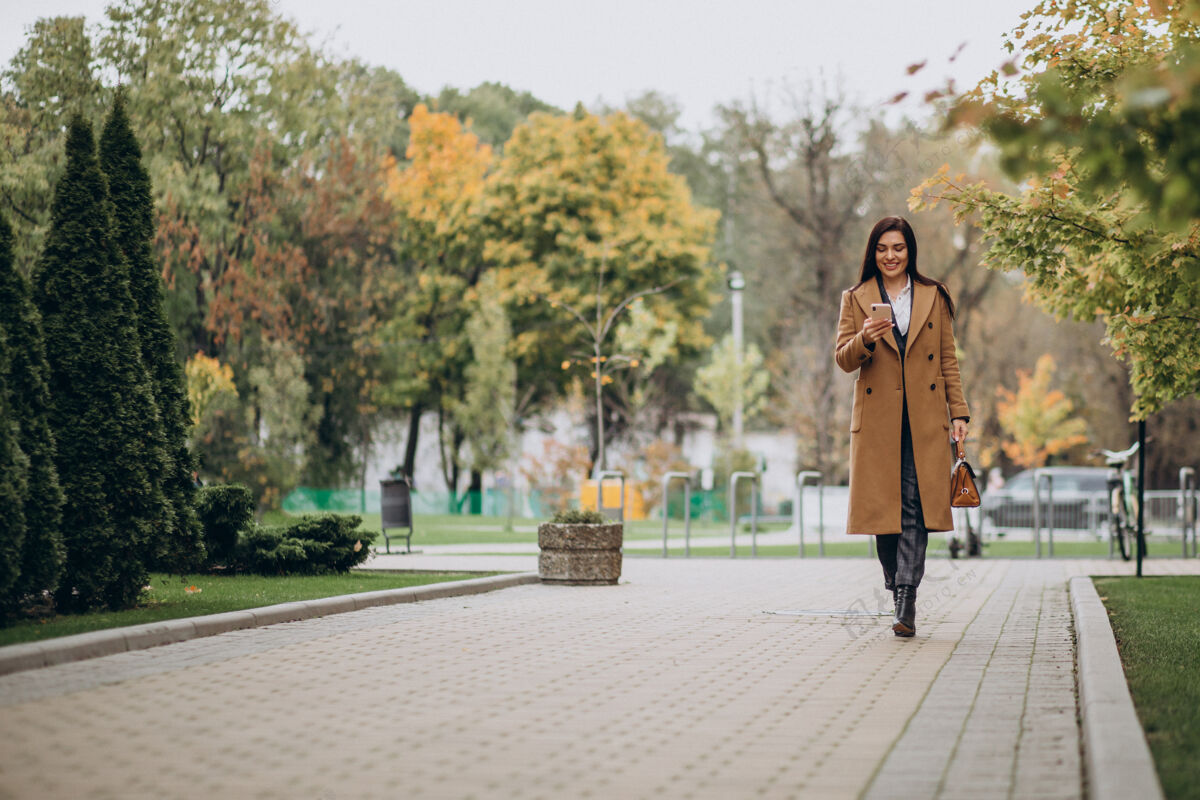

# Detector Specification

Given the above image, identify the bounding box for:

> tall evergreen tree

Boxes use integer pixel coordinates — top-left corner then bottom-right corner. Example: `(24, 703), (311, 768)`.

(0, 212), (64, 610)
(33, 116), (169, 611)
(0, 279), (29, 602)
(100, 89), (204, 572)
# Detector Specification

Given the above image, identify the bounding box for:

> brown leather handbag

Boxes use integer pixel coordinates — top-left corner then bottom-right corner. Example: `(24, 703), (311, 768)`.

(950, 440), (981, 508)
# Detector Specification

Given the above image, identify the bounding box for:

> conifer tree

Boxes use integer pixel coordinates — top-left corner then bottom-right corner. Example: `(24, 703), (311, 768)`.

(33, 116), (169, 611)
(100, 90), (204, 572)
(0, 213), (64, 610)
(0, 289), (29, 602)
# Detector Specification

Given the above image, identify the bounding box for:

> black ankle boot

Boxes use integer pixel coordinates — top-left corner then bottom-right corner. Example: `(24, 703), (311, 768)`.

(893, 585), (916, 637)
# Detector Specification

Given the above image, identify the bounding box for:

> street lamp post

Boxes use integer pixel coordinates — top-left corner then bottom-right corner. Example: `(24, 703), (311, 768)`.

(728, 270), (746, 447)
(547, 247), (684, 478)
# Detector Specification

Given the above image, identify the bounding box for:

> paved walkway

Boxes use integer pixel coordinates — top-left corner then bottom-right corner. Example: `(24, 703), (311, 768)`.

(0, 557), (1196, 799)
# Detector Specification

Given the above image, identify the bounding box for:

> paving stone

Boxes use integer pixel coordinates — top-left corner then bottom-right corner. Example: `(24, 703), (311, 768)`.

(0, 557), (1194, 798)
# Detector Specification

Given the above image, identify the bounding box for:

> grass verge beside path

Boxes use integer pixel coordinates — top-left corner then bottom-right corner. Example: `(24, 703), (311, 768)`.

(1095, 576), (1200, 800)
(0, 571), (494, 648)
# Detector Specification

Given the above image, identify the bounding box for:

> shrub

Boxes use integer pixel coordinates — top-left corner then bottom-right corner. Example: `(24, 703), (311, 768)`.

(233, 525), (309, 576)
(551, 508), (608, 525)
(196, 484), (255, 568)
(233, 514), (376, 576)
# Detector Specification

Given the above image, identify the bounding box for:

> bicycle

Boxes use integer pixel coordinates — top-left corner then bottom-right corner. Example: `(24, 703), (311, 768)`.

(1097, 442), (1140, 561)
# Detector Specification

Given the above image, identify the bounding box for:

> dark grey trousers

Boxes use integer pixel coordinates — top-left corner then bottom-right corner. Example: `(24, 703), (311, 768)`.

(876, 399), (928, 590)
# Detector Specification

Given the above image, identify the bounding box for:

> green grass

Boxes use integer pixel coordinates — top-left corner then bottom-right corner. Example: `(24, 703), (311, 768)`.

(0, 571), (492, 648)
(1095, 576), (1200, 800)
(981, 539), (1115, 557)
(623, 519), (792, 540)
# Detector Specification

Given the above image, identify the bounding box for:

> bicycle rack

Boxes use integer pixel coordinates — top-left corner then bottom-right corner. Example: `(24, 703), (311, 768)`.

(1033, 470), (1054, 558)
(595, 470), (626, 523)
(795, 471), (825, 557)
(661, 471), (692, 557)
(1182, 467), (1197, 558)
(729, 471), (759, 557)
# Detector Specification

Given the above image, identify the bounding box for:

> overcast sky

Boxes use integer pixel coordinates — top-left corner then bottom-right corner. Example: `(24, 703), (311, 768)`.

(1, 0), (1034, 131)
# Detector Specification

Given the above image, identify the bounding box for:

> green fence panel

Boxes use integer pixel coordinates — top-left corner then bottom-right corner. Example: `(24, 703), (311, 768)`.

(283, 487), (543, 518)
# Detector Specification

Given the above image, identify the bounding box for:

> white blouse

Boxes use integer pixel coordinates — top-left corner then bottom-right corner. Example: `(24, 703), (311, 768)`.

(887, 275), (913, 336)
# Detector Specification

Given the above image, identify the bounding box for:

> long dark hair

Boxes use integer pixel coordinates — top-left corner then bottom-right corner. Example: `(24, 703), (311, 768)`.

(855, 216), (955, 318)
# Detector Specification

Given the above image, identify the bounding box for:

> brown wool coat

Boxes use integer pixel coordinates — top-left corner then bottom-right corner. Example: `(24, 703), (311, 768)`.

(834, 280), (969, 534)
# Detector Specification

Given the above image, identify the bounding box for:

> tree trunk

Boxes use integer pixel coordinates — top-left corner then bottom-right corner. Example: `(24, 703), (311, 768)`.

(468, 469), (483, 514)
(402, 402), (423, 488)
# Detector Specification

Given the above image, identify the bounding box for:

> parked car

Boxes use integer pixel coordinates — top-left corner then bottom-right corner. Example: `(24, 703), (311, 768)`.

(981, 466), (1110, 534)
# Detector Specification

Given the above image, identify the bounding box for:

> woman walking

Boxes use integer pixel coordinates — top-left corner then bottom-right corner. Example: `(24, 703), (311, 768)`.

(834, 217), (969, 637)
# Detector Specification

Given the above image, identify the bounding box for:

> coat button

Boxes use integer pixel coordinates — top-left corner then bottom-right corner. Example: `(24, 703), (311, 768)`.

(927, 353), (933, 361)
(930, 384), (936, 390)
(928, 321), (933, 329)
(866, 388), (872, 395)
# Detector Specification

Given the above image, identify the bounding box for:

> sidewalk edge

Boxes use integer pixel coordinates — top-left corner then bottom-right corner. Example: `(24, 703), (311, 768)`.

(0, 572), (540, 678)
(1069, 575), (1164, 800)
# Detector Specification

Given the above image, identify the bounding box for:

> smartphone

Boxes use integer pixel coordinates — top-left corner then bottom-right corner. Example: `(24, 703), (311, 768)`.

(869, 303), (892, 322)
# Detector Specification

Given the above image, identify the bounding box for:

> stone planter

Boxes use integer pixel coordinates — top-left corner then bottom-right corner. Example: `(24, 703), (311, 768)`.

(537, 522), (623, 585)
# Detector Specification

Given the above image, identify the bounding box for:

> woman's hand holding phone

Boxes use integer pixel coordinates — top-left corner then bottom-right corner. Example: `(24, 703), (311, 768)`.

(862, 303), (893, 344)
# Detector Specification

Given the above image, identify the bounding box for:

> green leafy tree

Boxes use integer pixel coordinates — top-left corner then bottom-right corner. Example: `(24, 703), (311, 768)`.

(97, 0), (420, 359)
(448, 275), (517, 505)
(0, 212), (64, 609)
(99, 89), (204, 572)
(695, 333), (770, 433)
(33, 116), (168, 611)
(434, 81), (559, 149)
(0, 16), (106, 274)
(914, 0), (1200, 416)
(197, 339), (320, 510)
(290, 138), (407, 490)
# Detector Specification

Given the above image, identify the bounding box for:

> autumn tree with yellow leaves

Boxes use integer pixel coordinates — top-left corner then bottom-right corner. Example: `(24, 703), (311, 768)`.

(995, 354), (1089, 469)
(382, 104), (494, 495)
(483, 108), (719, 468)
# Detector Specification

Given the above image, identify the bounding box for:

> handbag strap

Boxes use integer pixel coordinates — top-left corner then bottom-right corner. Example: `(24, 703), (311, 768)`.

(955, 438), (966, 461)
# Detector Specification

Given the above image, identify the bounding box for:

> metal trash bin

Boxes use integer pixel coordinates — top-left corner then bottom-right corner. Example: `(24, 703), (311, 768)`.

(381, 477), (414, 554)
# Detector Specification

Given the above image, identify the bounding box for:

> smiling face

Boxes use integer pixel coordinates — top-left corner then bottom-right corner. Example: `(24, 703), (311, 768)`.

(875, 230), (909, 281)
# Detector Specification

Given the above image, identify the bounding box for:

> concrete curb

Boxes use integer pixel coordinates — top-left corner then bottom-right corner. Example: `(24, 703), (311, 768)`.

(1069, 575), (1164, 800)
(0, 572), (540, 678)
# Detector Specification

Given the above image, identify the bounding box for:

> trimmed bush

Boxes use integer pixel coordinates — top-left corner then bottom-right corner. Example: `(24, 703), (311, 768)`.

(233, 514), (376, 576)
(195, 484), (254, 568)
(100, 90), (204, 573)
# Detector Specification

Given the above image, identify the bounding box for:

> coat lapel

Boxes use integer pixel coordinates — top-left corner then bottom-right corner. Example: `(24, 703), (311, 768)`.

(852, 281), (899, 354)
(907, 282), (936, 348)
